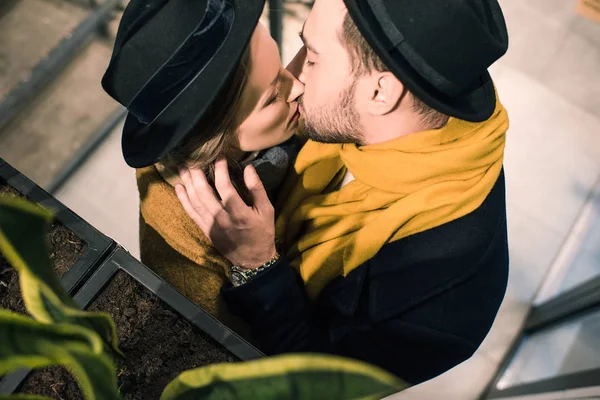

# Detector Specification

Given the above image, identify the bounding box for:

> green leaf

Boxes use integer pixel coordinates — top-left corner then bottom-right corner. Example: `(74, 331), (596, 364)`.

(0, 310), (121, 400)
(0, 395), (55, 400)
(161, 353), (408, 400)
(0, 196), (122, 356)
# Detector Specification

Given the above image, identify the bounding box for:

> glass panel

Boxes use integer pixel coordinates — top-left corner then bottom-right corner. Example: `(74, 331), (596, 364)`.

(497, 307), (600, 390)
(563, 385), (600, 399)
(535, 183), (600, 305)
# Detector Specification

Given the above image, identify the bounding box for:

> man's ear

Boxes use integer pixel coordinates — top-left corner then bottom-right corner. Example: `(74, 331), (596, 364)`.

(367, 72), (405, 116)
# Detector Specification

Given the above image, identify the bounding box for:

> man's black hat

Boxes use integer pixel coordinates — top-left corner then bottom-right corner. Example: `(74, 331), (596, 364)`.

(344, 0), (508, 122)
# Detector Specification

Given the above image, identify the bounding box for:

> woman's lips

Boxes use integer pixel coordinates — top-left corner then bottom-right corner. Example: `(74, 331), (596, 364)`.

(287, 109), (300, 128)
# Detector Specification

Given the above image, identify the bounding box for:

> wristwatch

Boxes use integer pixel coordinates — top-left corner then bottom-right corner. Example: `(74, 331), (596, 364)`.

(230, 251), (280, 287)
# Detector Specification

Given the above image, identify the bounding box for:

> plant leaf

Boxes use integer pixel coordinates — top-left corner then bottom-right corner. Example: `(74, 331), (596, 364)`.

(0, 196), (122, 356)
(0, 395), (55, 400)
(0, 310), (121, 400)
(161, 353), (408, 400)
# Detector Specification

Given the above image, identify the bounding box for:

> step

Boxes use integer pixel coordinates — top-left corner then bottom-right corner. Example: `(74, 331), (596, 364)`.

(0, 0), (88, 98)
(0, 0), (122, 189)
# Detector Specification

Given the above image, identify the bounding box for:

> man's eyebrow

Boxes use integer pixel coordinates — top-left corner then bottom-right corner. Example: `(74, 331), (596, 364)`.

(299, 22), (319, 55)
(261, 69), (282, 108)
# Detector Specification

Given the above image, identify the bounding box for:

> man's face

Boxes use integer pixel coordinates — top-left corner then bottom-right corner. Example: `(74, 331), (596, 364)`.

(292, 0), (365, 145)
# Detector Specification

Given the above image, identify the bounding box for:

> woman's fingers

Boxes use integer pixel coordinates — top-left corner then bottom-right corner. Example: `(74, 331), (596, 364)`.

(176, 162), (276, 267)
(175, 184), (210, 240)
(182, 166), (224, 216)
(179, 167), (203, 210)
(214, 159), (247, 212)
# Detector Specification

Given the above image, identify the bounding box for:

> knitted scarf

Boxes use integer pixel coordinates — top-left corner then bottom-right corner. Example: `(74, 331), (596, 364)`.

(275, 95), (509, 299)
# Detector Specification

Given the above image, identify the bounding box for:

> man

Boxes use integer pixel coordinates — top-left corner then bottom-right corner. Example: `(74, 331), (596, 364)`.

(176, 0), (510, 385)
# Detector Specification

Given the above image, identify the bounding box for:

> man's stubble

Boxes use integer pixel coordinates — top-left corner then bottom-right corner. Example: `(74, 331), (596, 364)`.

(298, 79), (365, 146)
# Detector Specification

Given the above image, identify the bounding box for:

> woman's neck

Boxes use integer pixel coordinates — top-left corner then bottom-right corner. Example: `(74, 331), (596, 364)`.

(230, 146), (259, 164)
(155, 147), (260, 189)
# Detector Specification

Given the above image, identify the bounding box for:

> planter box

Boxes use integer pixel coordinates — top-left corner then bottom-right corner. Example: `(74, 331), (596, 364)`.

(0, 157), (114, 295)
(0, 158), (263, 398)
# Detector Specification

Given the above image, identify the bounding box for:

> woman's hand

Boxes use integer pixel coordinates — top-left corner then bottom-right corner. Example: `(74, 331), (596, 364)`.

(175, 159), (277, 269)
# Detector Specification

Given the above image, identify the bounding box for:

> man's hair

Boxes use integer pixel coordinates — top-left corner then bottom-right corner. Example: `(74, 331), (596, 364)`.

(340, 13), (449, 129)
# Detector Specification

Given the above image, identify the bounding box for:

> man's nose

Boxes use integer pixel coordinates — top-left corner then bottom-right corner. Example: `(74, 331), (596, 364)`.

(286, 46), (307, 84)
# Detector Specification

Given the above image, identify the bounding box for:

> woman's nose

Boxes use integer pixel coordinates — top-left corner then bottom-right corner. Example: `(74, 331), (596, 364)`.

(286, 46), (307, 84)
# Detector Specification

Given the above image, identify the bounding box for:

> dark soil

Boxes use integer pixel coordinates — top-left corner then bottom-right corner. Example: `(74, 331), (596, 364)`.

(19, 270), (238, 400)
(0, 184), (86, 315)
(2, 182), (237, 399)
(0, 183), (86, 394)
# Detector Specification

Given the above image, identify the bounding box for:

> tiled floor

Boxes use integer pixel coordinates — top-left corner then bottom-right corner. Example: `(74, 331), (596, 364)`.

(0, 0), (120, 188)
(54, 120), (141, 258)
(392, 1), (600, 398)
(390, 1), (600, 398)
(50, 0), (600, 399)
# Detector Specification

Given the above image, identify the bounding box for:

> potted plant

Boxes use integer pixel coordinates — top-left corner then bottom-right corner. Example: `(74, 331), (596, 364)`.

(0, 157), (261, 398)
(0, 158), (114, 304)
(0, 158), (408, 399)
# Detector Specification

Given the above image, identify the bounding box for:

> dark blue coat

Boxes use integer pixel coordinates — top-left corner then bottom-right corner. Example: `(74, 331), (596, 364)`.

(223, 171), (509, 385)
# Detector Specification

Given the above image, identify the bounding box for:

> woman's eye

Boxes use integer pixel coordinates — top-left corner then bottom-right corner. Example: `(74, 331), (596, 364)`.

(266, 84), (283, 106)
(266, 95), (278, 106)
(305, 60), (315, 67)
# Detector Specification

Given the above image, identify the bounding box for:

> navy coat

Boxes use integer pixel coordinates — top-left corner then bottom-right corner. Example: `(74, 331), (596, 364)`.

(223, 170), (509, 385)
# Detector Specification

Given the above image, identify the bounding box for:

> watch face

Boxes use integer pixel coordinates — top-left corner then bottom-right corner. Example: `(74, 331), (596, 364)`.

(231, 271), (246, 286)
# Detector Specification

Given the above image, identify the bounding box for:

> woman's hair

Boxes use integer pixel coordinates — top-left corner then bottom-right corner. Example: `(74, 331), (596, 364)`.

(168, 47), (253, 204)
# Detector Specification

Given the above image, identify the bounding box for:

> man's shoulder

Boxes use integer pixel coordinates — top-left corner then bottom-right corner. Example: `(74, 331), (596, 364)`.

(323, 169), (509, 320)
(375, 168), (508, 275)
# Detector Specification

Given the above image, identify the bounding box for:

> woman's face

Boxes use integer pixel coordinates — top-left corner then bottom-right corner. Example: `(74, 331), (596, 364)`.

(234, 23), (304, 152)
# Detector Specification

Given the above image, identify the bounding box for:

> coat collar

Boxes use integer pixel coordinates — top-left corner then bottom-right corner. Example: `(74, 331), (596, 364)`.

(321, 171), (507, 322)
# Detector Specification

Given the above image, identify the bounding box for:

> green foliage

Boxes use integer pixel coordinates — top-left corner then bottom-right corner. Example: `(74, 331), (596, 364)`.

(0, 310), (119, 400)
(0, 197), (121, 356)
(0, 195), (122, 399)
(1, 194), (407, 400)
(0, 394), (54, 400)
(161, 353), (407, 400)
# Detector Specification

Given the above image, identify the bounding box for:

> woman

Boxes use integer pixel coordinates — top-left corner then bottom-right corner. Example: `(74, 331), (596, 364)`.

(101, 0), (304, 336)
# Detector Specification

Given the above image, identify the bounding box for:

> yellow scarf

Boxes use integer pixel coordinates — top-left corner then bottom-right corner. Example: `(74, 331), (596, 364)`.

(275, 96), (509, 299)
